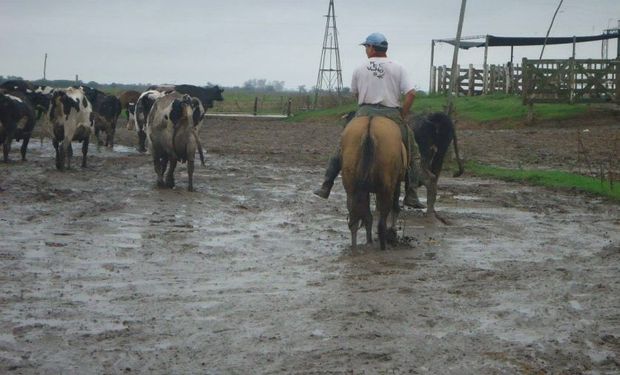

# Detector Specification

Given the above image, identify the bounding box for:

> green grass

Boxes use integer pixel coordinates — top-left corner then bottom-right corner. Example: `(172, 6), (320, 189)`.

(466, 161), (620, 201)
(287, 93), (591, 124)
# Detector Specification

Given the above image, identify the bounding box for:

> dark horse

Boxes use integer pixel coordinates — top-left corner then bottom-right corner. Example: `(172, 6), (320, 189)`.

(341, 116), (407, 250)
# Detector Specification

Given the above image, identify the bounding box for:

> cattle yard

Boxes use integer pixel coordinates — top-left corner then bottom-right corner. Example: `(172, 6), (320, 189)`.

(1, 109), (619, 373)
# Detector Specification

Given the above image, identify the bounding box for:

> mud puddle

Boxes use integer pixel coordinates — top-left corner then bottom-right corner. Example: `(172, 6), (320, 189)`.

(0, 139), (619, 374)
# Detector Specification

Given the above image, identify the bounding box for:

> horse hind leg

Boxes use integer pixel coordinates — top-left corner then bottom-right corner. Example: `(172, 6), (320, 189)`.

(363, 192), (373, 245)
(376, 194), (391, 251)
(346, 195), (359, 250)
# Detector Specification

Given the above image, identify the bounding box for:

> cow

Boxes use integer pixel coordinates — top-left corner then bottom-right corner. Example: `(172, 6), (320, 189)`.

(0, 91), (36, 162)
(173, 85), (224, 110)
(148, 84), (224, 110)
(0, 80), (35, 93)
(147, 92), (206, 191)
(1, 80), (53, 124)
(78, 86), (122, 148)
(117, 90), (141, 130)
(48, 87), (94, 170)
(411, 112), (464, 217)
(133, 90), (166, 152)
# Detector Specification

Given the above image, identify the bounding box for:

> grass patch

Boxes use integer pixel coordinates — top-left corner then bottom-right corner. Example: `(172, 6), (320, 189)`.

(466, 161), (620, 201)
(286, 93), (590, 124)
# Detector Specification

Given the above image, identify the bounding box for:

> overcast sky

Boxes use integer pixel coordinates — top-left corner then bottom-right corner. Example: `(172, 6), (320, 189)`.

(1, 0), (618, 91)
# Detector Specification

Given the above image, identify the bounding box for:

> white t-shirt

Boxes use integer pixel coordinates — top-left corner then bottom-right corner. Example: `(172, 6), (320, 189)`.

(351, 57), (415, 108)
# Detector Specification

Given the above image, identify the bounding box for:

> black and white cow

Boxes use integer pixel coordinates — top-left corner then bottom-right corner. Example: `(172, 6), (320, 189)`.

(0, 80), (35, 93)
(48, 87), (94, 170)
(133, 89), (166, 152)
(0, 91), (36, 162)
(78, 86), (122, 148)
(146, 92), (206, 191)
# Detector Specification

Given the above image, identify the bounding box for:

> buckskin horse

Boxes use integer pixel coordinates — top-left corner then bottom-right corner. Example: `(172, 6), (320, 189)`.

(341, 116), (408, 250)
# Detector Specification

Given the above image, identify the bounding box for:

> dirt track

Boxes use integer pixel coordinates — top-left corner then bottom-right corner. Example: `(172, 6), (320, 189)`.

(0, 115), (619, 374)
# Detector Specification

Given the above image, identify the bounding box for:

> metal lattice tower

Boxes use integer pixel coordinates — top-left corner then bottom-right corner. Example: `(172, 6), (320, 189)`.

(314, 0), (343, 104)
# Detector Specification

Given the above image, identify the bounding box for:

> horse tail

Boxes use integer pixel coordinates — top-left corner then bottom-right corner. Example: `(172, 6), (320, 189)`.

(193, 129), (206, 166)
(357, 117), (374, 190)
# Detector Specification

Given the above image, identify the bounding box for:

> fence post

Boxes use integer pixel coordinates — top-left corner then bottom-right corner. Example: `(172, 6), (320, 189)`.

(505, 63), (511, 94)
(616, 60), (620, 103)
(287, 98), (292, 117)
(437, 66), (444, 94)
(253, 97), (258, 116)
(430, 66), (437, 94)
(569, 58), (575, 104)
(468, 64), (474, 96)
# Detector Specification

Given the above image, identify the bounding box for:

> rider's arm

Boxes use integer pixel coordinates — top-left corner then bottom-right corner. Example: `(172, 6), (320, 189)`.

(401, 89), (416, 119)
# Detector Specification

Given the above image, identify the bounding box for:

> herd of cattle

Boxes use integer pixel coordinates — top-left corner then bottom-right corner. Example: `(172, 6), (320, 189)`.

(0, 80), (224, 190)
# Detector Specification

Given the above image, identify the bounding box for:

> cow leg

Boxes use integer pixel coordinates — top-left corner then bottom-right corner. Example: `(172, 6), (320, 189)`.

(20, 133), (31, 161)
(2, 140), (10, 162)
(53, 138), (63, 170)
(153, 154), (166, 188)
(160, 156), (168, 178)
(81, 137), (89, 168)
(138, 130), (147, 153)
(94, 127), (103, 147)
(187, 159), (195, 192)
(62, 139), (72, 170)
(107, 126), (115, 148)
(166, 158), (177, 188)
(388, 183), (400, 243)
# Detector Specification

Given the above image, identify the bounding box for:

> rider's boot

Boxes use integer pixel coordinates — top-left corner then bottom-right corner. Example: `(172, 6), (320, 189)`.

(313, 155), (341, 199)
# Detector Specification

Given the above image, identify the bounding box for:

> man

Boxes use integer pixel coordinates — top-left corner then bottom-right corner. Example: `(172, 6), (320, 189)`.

(313, 32), (432, 207)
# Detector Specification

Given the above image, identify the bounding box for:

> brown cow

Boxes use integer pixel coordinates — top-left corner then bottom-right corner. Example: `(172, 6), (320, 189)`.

(341, 116), (407, 250)
(117, 90), (141, 130)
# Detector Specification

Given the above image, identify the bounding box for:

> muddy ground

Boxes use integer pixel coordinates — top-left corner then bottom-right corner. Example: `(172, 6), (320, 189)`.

(1, 112), (619, 374)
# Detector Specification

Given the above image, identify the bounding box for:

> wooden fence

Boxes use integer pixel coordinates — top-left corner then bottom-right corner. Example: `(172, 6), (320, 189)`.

(430, 63), (523, 96)
(210, 93), (355, 116)
(522, 58), (619, 104)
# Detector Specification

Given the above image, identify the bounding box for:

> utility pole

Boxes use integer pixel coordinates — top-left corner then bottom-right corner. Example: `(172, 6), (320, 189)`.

(43, 53), (48, 81)
(539, 0), (564, 59)
(447, 0), (467, 116)
(314, 0), (343, 108)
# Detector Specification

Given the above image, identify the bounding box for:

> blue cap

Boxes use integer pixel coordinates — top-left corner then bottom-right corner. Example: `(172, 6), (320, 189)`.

(361, 32), (388, 48)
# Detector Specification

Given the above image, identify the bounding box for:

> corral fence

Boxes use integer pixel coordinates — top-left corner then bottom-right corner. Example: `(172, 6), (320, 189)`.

(210, 92), (355, 117)
(522, 58), (620, 104)
(430, 63), (523, 96)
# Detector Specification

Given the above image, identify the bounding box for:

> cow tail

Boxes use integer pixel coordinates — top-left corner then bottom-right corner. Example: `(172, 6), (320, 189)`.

(193, 130), (206, 167)
(451, 120), (465, 177)
(358, 117), (374, 189)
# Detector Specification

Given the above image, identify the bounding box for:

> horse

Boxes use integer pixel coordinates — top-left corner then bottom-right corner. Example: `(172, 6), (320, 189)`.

(340, 116), (408, 250)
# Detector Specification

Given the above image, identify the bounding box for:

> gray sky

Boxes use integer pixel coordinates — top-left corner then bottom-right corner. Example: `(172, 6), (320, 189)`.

(1, 0), (618, 91)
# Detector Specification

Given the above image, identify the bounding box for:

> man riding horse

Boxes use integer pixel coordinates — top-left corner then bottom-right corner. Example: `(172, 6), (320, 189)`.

(313, 32), (433, 207)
